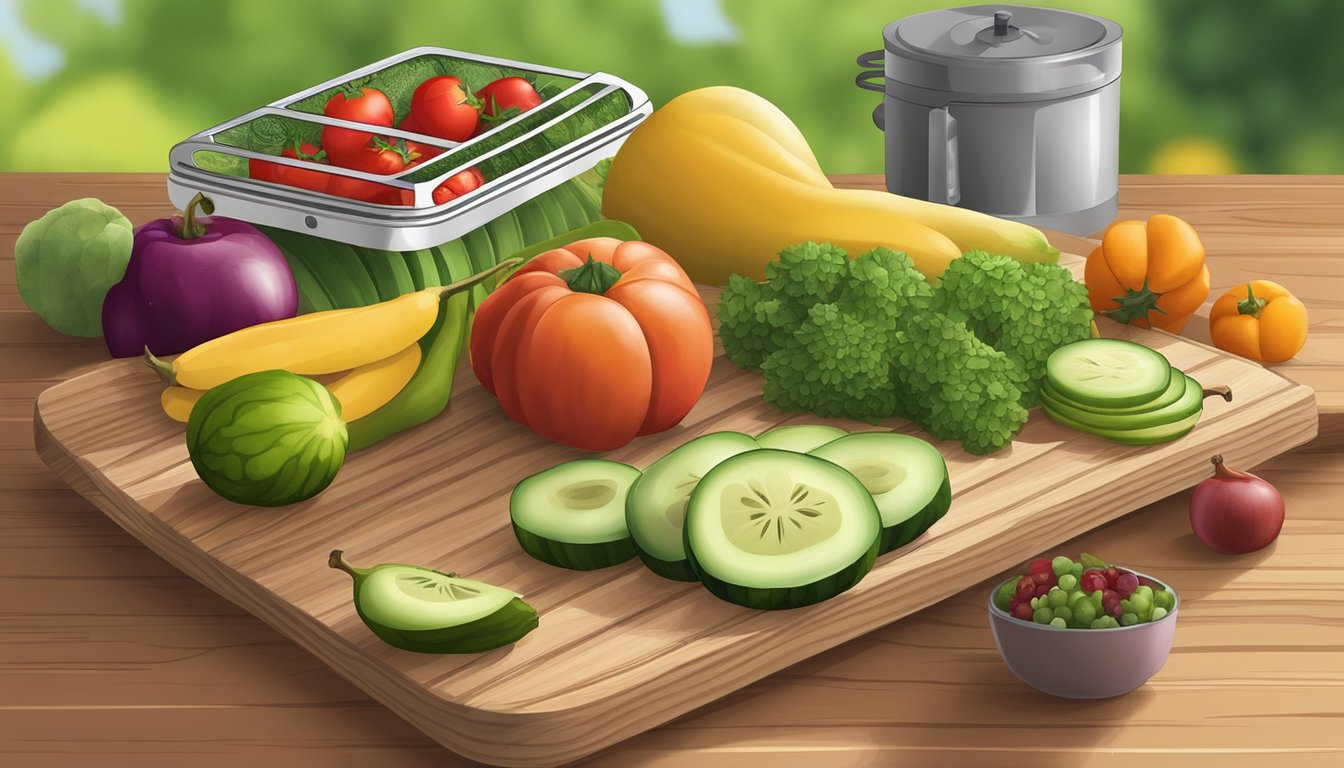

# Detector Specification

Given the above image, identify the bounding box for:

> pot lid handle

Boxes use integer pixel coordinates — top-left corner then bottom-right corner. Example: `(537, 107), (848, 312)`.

(993, 11), (1011, 36)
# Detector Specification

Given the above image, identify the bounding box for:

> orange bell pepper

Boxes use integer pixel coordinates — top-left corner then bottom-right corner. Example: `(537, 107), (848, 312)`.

(1209, 280), (1308, 363)
(1084, 214), (1209, 333)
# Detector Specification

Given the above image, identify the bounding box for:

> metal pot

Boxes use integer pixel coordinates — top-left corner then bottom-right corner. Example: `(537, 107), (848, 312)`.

(857, 5), (1122, 236)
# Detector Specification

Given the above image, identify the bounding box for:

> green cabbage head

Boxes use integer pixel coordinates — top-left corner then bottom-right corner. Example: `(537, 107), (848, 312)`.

(15, 198), (134, 337)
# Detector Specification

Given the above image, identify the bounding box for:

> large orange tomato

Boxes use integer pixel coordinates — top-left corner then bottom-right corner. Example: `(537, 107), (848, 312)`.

(470, 237), (713, 451)
(1084, 214), (1209, 333)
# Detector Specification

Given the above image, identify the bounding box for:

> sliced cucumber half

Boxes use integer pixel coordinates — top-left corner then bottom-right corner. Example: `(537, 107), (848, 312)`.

(511, 459), (640, 570)
(684, 449), (880, 610)
(330, 551), (538, 654)
(1042, 374), (1202, 431)
(1041, 367), (1187, 415)
(810, 432), (951, 554)
(1045, 339), (1173, 408)
(756, 424), (848, 453)
(1042, 401), (1204, 445)
(625, 431), (759, 581)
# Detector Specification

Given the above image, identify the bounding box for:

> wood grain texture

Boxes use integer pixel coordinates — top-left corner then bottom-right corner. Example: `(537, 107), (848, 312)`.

(3, 174), (1342, 768)
(32, 264), (1317, 763)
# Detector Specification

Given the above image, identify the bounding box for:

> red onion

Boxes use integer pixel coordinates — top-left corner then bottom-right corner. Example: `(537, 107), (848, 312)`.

(1189, 455), (1284, 554)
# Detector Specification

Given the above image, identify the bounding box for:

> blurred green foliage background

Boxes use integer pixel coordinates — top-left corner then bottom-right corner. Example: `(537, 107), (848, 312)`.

(1, 0), (1340, 174)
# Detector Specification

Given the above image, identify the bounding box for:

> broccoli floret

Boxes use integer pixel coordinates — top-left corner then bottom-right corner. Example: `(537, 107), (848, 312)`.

(761, 241), (850, 310)
(760, 303), (894, 422)
(934, 251), (1093, 407)
(891, 312), (1030, 454)
(717, 274), (796, 369)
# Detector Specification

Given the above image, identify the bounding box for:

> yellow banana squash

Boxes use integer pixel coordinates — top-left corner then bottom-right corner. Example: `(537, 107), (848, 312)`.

(160, 342), (423, 424)
(145, 258), (518, 390)
(602, 87), (1059, 285)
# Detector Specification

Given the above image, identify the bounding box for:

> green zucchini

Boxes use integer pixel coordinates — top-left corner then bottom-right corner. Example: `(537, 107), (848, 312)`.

(511, 459), (640, 571)
(683, 449), (881, 610)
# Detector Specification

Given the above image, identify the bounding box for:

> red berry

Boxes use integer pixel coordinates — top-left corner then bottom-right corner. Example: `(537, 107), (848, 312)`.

(1012, 602), (1034, 621)
(1104, 567), (1120, 587)
(1028, 558), (1053, 577)
(1035, 584), (1051, 598)
(1031, 571), (1055, 589)
(1116, 572), (1139, 597)
(1015, 576), (1036, 601)
(1138, 576), (1160, 590)
(1081, 570), (1108, 594)
(1109, 602), (1124, 618)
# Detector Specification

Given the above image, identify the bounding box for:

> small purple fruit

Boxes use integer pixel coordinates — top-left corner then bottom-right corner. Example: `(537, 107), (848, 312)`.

(102, 193), (297, 357)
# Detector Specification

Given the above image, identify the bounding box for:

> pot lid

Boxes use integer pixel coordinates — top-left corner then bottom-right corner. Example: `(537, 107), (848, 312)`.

(882, 4), (1122, 101)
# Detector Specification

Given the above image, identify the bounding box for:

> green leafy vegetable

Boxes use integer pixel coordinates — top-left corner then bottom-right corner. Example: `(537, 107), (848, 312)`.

(718, 244), (1093, 454)
(15, 198), (134, 337)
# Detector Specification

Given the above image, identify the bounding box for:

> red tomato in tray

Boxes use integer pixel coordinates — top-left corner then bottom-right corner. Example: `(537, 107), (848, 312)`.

(322, 87), (395, 165)
(431, 167), (485, 205)
(469, 238), (713, 451)
(327, 136), (417, 206)
(409, 76), (480, 142)
(248, 141), (332, 194)
(476, 76), (542, 126)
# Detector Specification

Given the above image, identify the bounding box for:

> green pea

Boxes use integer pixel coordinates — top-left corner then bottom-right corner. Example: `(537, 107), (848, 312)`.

(1053, 605), (1073, 624)
(1154, 590), (1175, 610)
(1136, 585), (1154, 601)
(1051, 556), (1074, 577)
(1049, 617), (1067, 628)
(1048, 589), (1069, 608)
(1130, 593), (1152, 616)
(1151, 606), (1168, 621)
(1090, 590), (1104, 612)
(1073, 600), (1097, 627)
(1058, 573), (1078, 591)
(1121, 612), (1139, 626)
(1033, 606), (1054, 624)
(1070, 562), (1084, 577)
(1090, 618), (1110, 629)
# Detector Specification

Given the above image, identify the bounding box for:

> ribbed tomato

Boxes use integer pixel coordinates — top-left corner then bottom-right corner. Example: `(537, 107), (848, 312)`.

(470, 237), (712, 451)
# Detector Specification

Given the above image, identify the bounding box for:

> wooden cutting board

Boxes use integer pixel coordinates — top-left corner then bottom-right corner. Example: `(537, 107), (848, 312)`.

(33, 253), (1317, 768)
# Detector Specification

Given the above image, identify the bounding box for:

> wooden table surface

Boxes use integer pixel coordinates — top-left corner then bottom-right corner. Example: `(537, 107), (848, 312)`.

(3, 174), (1342, 767)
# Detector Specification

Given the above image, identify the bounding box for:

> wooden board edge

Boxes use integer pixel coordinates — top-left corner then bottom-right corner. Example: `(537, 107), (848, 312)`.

(31, 381), (1321, 768)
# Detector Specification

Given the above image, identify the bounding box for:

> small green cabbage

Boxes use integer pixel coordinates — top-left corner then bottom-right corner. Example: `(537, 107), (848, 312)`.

(15, 198), (134, 337)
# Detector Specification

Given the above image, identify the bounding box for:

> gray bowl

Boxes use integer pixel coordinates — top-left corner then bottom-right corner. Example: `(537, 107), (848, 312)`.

(988, 570), (1179, 699)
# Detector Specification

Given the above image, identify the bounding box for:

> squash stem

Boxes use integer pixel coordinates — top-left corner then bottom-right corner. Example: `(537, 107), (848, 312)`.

(428, 257), (523, 298)
(1202, 385), (1233, 402)
(142, 347), (178, 385)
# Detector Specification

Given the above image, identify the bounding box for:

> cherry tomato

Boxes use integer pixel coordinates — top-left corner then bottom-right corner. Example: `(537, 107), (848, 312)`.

(431, 167), (485, 205)
(321, 86), (394, 166)
(410, 76), (480, 142)
(476, 76), (541, 127)
(248, 141), (331, 194)
(327, 136), (417, 206)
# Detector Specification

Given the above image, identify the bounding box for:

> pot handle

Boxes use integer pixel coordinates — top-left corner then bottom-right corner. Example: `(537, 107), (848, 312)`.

(856, 49), (885, 130)
(928, 106), (961, 205)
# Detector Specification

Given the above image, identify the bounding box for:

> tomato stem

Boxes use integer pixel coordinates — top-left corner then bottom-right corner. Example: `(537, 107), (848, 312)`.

(1104, 280), (1166, 326)
(559, 255), (622, 295)
(1237, 284), (1269, 317)
(176, 192), (214, 240)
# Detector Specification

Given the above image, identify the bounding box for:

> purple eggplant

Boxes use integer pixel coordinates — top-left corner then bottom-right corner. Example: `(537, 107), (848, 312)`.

(103, 193), (297, 358)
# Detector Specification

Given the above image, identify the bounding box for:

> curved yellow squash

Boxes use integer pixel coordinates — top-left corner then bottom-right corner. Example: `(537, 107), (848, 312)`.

(160, 343), (423, 424)
(603, 86), (1059, 285)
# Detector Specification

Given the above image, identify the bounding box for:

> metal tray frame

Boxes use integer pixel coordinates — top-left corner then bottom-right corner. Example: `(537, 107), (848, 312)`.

(166, 46), (651, 251)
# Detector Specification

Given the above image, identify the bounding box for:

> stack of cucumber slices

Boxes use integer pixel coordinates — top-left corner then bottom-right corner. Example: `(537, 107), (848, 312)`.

(1041, 339), (1229, 445)
(508, 425), (952, 611)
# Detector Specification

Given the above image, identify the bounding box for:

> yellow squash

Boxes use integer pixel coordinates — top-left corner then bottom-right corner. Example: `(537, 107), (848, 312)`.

(602, 87), (1059, 285)
(146, 258), (519, 390)
(160, 343), (423, 424)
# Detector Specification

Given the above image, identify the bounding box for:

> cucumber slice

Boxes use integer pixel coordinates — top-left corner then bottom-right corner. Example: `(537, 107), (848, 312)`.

(756, 424), (848, 453)
(511, 460), (640, 571)
(1045, 339), (1173, 408)
(1042, 374), (1202, 431)
(626, 431), (759, 581)
(330, 551), (538, 654)
(1042, 401), (1204, 445)
(810, 432), (951, 554)
(1041, 367), (1187, 415)
(684, 449), (881, 610)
